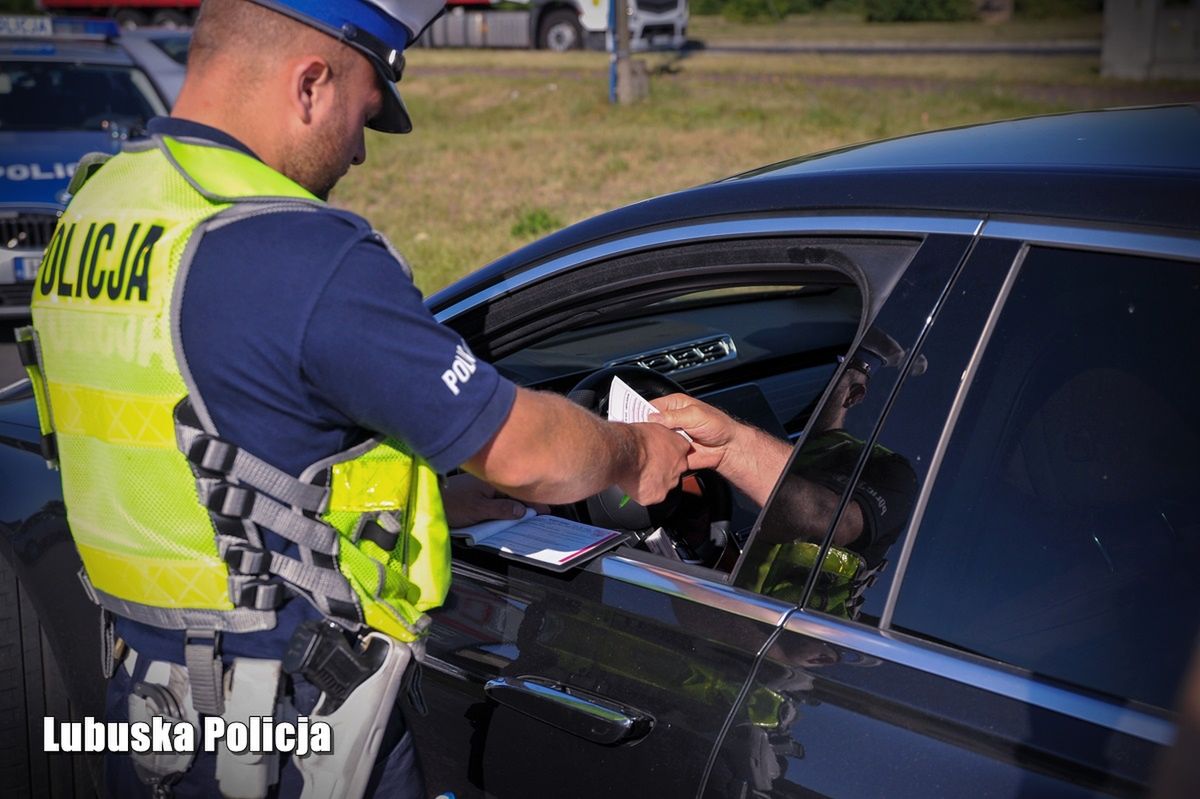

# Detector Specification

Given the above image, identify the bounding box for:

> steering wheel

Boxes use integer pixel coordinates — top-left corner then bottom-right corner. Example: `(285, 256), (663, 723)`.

(567, 365), (734, 568)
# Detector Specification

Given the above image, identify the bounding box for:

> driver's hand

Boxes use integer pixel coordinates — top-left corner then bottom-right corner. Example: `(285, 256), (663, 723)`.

(443, 473), (548, 528)
(649, 394), (739, 473)
(651, 393), (793, 508)
(620, 423), (690, 506)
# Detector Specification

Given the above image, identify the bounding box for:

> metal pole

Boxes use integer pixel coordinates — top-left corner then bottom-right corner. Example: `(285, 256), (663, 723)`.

(615, 0), (631, 59)
(608, 0), (617, 103)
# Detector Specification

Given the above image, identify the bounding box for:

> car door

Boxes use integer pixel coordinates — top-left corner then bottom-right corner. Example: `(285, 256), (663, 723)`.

(408, 219), (977, 799)
(705, 227), (1200, 797)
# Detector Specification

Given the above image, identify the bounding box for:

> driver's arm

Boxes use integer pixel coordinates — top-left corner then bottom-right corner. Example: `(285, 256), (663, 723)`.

(464, 387), (689, 507)
(652, 394), (867, 545)
(650, 393), (790, 506)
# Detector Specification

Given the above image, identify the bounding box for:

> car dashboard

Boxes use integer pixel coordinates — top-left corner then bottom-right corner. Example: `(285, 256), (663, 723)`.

(494, 284), (861, 440)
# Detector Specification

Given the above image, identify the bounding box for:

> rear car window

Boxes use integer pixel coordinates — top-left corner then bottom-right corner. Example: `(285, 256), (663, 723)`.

(892, 246), (1200, 710)
(0, 60), (165, 131)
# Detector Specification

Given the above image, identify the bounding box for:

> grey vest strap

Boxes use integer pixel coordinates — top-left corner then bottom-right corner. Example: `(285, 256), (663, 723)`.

(196, 477), (339, 555)
(177, 420), (330, 514)
(77, 569), (276, 634)
(268, 551), (357, 606)
(175, 402), (365, 629)
(185, 632), (224, 716)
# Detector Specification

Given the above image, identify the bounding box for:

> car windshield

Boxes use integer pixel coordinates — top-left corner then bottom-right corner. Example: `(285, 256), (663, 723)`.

(0, 60), (165, 132)
(150, 35), (190, 66)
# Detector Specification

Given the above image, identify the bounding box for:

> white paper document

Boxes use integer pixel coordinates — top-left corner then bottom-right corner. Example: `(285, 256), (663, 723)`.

(451, 508), (623, 570)
(606, 376), (692, 441)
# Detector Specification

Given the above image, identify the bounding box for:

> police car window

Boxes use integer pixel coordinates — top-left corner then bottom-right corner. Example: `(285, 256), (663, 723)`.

(891, 246), (1200, 710)
(0, 61), (165, 132)
(151, 35), (191, 66)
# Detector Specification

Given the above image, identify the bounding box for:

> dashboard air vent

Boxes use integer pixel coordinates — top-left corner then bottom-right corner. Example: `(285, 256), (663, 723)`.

(613, 335), (737, 375)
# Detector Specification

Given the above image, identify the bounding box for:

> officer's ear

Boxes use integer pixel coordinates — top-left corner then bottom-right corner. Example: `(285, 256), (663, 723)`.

(291, 56), (335, 126)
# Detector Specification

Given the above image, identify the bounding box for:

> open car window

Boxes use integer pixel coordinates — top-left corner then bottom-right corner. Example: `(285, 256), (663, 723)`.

(494, 283), (861, 439)
(443, 234), (942, 579)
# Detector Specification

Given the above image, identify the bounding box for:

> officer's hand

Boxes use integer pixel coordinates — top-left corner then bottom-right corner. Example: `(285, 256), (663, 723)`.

(443, 473), (547, 527)
(650, 393), (740, 473)
(618, 422), (690, 506)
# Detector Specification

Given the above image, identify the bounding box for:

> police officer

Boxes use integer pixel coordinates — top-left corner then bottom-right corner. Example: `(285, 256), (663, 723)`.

(22, 1), (688, 796)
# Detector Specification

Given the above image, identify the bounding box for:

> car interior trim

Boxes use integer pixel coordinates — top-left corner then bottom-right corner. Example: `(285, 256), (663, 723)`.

(604, 333), (738, 375)
(590, 553), (792, 627)
(782, 609), (1175, 746)
(878, 243), (1029, 631)
(434, 215), (983, 324)
(982, 219), (1200, 263)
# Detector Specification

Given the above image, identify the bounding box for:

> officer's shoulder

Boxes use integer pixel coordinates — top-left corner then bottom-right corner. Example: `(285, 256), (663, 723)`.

(214, 203), (376, 246)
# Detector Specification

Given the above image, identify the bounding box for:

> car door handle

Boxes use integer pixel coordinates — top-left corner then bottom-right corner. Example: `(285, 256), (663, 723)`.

(484, 675), (654, 745)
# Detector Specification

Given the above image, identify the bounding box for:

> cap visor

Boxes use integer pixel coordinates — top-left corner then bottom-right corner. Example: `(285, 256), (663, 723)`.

(367, 64), (413, 134)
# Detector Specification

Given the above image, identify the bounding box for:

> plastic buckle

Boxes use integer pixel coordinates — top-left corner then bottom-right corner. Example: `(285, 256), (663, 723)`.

(237, 580), (284, 611)
(188, 435), (237, 474)
(206, 484), (254, 518)
(353, 517), (399, 551)
(15, 337), (38, 368)
(40, 432), (58, 465)
(224, 544), (271, 574)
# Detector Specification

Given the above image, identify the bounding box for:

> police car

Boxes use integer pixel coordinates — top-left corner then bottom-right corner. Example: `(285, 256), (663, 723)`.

(0, 16), (178, 318)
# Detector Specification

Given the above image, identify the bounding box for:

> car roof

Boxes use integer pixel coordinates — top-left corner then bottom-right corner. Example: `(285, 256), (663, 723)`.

(734, 105), (1200, 178)
(0, 37), (134, 65)
(430, 105), (1200, 313)
(119, 28), (190, 42)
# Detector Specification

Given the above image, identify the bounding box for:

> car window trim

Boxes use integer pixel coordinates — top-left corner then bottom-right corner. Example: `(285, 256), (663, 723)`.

(982, 219), (1200, 263)
(782, 607), (1176, 745)
(737, 232), (979, 609)
(588, 552), (793, 628)
(454, 550), (792, 628)
(434, 215), (983, 324)
(877, 243), (1030, 631)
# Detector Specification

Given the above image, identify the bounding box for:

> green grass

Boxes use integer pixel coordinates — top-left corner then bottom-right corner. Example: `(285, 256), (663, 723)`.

(511, 207), (565, 239)
(688, 11), (1102, 43)
(330, 45), (1197, 295)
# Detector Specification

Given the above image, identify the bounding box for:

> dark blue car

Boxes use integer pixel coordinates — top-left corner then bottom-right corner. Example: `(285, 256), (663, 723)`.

(0, 17), (177, 320)
(2, 104), (1198, 798)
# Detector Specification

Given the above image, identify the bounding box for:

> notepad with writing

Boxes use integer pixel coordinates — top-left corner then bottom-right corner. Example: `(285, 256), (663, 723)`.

(450, 508), (625, 572)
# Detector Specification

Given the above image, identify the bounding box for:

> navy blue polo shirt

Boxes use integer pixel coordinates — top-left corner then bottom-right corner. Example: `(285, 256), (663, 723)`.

(117, 117), (516, 664)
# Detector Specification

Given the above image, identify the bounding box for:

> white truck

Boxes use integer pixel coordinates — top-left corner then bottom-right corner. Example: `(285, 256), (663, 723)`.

(420, 0), (688, 52)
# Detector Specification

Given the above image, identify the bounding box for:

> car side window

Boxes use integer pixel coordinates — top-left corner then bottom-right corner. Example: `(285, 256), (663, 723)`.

(891, 246), (1200, 710)
(730, 234), (972, 609)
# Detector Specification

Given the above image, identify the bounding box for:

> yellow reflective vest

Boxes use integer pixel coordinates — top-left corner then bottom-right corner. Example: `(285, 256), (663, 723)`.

(22, 135), (450, 645)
